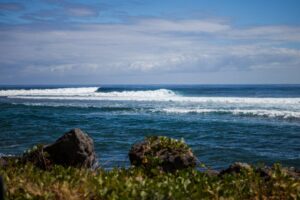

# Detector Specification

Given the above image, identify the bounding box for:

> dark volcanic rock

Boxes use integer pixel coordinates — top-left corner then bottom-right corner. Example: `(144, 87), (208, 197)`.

(219, 162), (270, 179)
(220, 162), (300, 180)
(219, 162), (252, 176)
(1, 129), (96, 169)
(129, 141), (150, 166)
(44, 128), (96, 168)
(255, 166), (273, 180)
(129, 136), (197, 172)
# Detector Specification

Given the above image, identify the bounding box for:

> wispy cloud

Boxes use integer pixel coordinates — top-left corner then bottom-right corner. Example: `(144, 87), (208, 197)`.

(20, 1), (101, 23)
(137, 19), (230, 33)
(0, 17), (300, 83)
(65, 5), (99, 17)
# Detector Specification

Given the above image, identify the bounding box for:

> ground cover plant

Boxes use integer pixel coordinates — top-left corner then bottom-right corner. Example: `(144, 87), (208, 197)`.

(1, 160), (300, 199)
(0, 136), (299, 199)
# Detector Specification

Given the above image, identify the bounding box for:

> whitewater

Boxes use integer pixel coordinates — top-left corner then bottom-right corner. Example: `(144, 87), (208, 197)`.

(0, 85), (299, 169)
(0, 87), (299, 104)
(0, 87), (299, 119)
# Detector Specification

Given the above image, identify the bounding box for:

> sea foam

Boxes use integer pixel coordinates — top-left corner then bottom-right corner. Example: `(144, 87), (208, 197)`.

(0, 87), (300, 108)
(161, 108), (300, 119)
(0, 87), (99, 96)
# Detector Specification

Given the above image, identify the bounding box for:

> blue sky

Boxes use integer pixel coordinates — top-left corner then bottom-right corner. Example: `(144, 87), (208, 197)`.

(0, 0), (300, 84)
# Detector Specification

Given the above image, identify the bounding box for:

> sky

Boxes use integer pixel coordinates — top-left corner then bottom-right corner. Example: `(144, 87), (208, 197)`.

(0, 0), (300, 84)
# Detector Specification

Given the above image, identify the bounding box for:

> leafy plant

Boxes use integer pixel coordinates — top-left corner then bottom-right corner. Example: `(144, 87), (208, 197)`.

(130, 136), (197, 172)
(1, 163), (299, 200)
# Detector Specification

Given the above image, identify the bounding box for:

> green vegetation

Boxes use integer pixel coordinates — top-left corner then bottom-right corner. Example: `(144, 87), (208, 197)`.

(146, 136), (190, 151)
(1, 163), (299, 200)
(131, 136), (195, 170)
(1, 136), (299, 199)
(22, 144), (52, 170)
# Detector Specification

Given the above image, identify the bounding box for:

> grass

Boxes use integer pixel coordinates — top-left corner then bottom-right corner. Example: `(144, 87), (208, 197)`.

(1, 162), (299, 200)
(1, 136), (299, 199)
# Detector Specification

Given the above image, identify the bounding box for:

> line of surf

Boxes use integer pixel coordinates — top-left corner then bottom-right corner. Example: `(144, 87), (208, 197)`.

(0, 87), (99, 96)
(161, 108), (300, 119)
(0, 87), (300, 105)
(6, 95), (300, 105)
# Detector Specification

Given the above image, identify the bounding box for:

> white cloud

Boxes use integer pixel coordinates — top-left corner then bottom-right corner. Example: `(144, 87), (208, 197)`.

(0, 18), (300, 83)
(136, 19), (231, 33)
(228, 26), (300, 41)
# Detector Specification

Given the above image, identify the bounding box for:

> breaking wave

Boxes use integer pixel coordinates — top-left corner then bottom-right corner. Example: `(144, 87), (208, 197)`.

(1, 87), (300, 120)
(0, 87), (99, 96)
(0, 87), (300, 106)
(161, 108), (300, 119)
(0, 87), (176, 100)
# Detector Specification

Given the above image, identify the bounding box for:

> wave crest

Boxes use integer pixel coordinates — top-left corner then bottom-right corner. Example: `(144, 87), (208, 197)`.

(0, 87), (300, 106)
(0, 87), (98, 96)
(0, 87), (177, 100)
(161, 108), (300, 119)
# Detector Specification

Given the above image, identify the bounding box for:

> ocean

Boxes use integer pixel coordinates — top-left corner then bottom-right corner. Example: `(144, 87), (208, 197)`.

(0, 84), (299, 170)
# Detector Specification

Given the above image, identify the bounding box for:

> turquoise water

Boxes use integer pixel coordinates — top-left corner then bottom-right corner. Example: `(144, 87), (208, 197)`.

(0, 85), (299, 169)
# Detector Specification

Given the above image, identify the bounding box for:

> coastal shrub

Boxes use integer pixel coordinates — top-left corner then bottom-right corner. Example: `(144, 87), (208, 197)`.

(21, 144), (53, 170)
(129, 136), (197, 172)
(1, 163), (299, 200)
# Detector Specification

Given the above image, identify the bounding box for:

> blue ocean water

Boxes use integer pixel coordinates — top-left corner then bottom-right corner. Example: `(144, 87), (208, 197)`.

(0, 85), (299, 170)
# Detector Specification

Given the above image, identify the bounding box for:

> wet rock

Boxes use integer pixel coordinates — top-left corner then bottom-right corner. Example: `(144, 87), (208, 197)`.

(129, 136), (197, 172)
(43, 128), (96, 168)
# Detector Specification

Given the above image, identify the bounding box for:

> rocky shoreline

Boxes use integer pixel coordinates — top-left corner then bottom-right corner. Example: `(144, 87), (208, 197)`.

(1, 128), (300, 199)
(1, 128), (299, 178)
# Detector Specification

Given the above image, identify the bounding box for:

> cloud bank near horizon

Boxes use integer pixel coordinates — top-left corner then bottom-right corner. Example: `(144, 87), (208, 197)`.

(0, 0), (300, 84)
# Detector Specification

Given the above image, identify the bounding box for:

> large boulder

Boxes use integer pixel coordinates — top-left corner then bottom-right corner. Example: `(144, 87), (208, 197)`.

(129, 136), (197, 172)
(43, 128), (96, 168)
